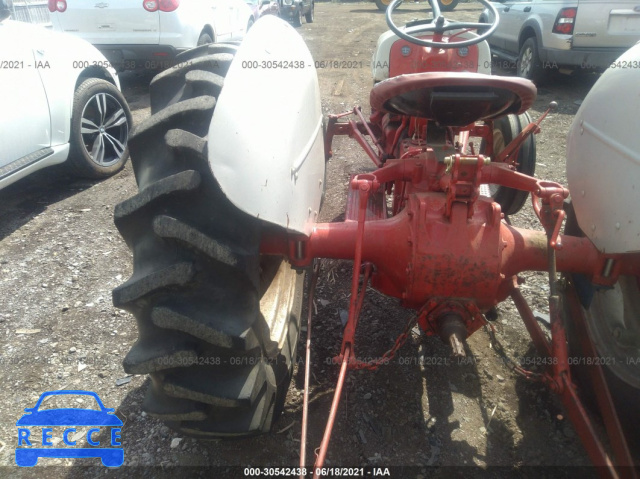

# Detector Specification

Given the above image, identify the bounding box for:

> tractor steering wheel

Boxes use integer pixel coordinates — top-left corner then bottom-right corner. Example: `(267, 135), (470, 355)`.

(385, 0), (499, 49)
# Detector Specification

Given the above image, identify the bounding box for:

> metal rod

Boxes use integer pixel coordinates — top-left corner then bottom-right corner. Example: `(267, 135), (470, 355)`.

(510, 287), (552, 358)
(602, 258), (615, 278)
(559, 374), (618, 477)
(340, 181), (371, 358)
(353, 106), (384, 161)
(300, 261), (320, 477)
(348, 120), (383, 167)
(313, 344), (351, 477)
(354, 264), (373, 327)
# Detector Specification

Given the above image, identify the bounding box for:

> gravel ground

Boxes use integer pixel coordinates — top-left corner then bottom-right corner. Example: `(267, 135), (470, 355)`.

(0, 2), (622, 477)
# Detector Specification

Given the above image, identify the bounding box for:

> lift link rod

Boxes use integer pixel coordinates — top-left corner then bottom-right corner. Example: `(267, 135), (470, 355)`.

(313, 344), (350, 478)
(311, 266), (372, 478)
(300, 261), (320, 478)
(312, 176), (374, 476)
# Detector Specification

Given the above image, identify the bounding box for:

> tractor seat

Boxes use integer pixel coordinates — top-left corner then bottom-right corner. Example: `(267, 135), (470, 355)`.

(370, 72), (537, 127)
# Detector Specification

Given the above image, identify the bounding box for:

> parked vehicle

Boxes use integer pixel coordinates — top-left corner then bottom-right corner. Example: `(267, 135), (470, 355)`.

(48, 0), (253, 71)
(246, 0), (279, 23)
(479, 0), (640, 82)
(9, 0), (51, 26)
(0, 12), (131, 190)
(280, 0), (313, 27)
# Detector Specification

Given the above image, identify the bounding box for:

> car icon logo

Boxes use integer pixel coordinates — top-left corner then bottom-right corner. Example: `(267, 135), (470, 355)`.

(16, 390), (123, 467)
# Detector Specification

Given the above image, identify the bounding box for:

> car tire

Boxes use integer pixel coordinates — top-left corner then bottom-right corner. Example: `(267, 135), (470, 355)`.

(480, 112), (536, 216)
(197, 32), (213, 46)
(375, 0), (391, 11)
(112, 43), (304, 437)
(562, 202), (640, 443)
(67, 78), (131, 179)
(517, 37), (545, 84)
(305, 2), (314, 23)
(293, 7), (303, 27)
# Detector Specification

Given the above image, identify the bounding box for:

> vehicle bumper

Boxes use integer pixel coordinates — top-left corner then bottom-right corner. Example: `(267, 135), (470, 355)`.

(93, 44), (189, 71)
(280, 5), (300, 20)
(541, 47), (629, 71)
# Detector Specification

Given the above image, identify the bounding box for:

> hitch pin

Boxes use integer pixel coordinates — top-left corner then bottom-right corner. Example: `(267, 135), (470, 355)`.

(602, 258), (615, 278)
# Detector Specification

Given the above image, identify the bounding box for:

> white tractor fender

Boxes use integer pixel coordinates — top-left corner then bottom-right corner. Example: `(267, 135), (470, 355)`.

(566, 42), (640, 254)
(208, 16), (325, 236)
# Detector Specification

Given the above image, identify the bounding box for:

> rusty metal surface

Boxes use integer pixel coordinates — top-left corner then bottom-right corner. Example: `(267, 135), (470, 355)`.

(266, 73), (640, 476)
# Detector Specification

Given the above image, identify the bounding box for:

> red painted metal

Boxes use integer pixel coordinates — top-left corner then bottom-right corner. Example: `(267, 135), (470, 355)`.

(389, 35), (480, 77)
(283, 67), (640, 472)
(559, 373), (619, 476)
(340, 177), (372, 358)
(313, 344), (350, 477)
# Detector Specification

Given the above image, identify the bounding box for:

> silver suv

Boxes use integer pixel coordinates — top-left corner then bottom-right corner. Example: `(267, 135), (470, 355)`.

(480, 1), (640, 82)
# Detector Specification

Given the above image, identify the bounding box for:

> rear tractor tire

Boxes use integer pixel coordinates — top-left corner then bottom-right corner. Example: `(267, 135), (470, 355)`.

(112, 43), (304, 437)
(562, 202), (640, 443)
(481, 112), (536, 216)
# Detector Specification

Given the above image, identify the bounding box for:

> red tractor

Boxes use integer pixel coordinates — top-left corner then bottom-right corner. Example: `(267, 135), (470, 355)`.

(113, 1), (639, 476)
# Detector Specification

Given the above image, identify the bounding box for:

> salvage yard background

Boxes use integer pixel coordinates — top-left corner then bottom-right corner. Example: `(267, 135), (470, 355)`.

(0, 2), (614, 475)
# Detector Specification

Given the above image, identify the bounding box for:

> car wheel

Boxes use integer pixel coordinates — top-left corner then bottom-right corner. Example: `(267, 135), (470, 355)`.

(293, 7), (302, 27)
(562, 202), (640, 443)
(375, 0), (391, 11)
(197, 32), (213, 46)
(112, 43), (304, 437)
(305, 2), (314, 23)
(67, 78), (131, 179)
(479, 112), (536, 216)
(517, 37), (545, 83)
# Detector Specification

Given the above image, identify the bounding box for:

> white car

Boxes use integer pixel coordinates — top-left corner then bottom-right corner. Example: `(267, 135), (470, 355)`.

(0, 5), (132, 190)
(48, 0), (254, 71)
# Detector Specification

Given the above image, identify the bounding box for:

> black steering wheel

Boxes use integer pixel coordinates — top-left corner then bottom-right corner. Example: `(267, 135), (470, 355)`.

(385, 0), (499, 49)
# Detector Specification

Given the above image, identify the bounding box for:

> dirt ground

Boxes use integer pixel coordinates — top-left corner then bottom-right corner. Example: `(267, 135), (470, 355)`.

(0, 1), (624, 477)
